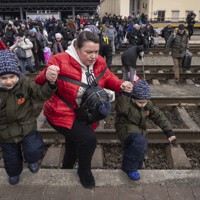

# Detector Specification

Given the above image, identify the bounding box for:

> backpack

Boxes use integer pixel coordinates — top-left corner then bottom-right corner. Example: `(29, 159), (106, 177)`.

(56, 67), (111, 124)
(15, 38), (27, 59)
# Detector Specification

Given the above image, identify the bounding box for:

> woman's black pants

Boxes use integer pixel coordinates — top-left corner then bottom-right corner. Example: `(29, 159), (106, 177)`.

(49, 118), (97, 170)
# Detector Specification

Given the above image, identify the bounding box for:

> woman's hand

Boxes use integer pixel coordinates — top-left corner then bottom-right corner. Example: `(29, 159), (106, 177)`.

(120, 81), (133, 93)
(46, 65), (60, 84)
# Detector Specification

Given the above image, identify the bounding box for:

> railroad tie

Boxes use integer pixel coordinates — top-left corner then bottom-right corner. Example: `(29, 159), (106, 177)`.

(165, 144), (192, 169)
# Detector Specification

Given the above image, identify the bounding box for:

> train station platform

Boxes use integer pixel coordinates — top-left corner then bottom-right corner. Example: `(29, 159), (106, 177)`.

(0, 168), (200, 199)
(151, 22), (200, 29)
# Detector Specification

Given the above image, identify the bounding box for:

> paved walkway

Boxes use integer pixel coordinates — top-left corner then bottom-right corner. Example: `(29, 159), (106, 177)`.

(0, 169), (200, 200)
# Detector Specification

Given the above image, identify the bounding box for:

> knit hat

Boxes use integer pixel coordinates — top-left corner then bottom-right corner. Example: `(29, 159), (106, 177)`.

(84, 25), (100, 36)
(31, 28), (37, 33)
(0, 50), (20, 77)
(55, 33), (62, 39)
(131, 79), (151, 100)
(29, 28), (36, 35)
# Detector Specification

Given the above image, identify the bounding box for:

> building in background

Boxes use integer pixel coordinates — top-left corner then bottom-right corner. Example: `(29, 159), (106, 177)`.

(99, 0), (199, 22)
(0, 0), (99, 20)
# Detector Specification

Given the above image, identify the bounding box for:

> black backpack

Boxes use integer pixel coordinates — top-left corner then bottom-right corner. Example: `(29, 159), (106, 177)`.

(56, 67), (111, 124)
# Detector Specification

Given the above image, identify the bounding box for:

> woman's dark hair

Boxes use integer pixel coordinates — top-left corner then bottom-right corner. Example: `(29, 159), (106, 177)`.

(17, 31), (24, 37)
(76, 31), (99, 49)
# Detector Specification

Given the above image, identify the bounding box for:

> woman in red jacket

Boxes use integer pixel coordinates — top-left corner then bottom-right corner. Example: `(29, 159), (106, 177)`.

(35, 31), (132, 189)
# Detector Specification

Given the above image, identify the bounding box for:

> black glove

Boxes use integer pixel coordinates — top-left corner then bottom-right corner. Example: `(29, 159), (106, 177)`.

(163, 130), (175, 138)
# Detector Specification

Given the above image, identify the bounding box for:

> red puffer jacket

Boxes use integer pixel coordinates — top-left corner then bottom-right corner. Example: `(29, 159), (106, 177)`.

(35, 52), (123, 130)
(0, 39), (7, 50)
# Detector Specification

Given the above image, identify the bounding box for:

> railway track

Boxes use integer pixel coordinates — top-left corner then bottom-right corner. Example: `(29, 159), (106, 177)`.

(116, 43), (200, 54)
(0, 99), (200, 170)
(37, 103), (200, 144)
(27, 64), (200, 82)
(30, 104), (200, 170)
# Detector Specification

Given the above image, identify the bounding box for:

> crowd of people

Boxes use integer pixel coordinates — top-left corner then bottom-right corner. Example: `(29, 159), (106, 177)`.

(0, 10), (195, 188)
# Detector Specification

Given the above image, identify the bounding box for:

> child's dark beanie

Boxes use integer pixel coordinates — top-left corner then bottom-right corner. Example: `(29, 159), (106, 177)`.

(131, 79), (151, 99)
(0, 50), (20, 77)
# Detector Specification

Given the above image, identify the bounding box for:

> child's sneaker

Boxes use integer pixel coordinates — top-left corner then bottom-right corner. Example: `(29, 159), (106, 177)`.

(28, 162), (39, 173)
(9, 176), (19, 185)
(128, 171), (141, 181)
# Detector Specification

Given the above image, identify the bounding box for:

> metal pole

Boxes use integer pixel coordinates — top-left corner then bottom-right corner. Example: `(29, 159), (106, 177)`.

(141, 57), (146, 80)
(20, 6), (23, 21)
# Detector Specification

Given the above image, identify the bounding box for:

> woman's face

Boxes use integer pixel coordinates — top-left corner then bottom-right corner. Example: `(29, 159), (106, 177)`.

(76, 41), (99, 66)
(56, 37), (62, 42)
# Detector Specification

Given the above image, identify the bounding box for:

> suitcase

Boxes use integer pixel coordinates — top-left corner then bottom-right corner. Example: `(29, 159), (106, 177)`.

(182, 51), (192, 70)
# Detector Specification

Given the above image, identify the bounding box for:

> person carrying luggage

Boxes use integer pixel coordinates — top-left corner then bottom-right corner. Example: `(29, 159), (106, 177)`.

(165, 24), (189, 84)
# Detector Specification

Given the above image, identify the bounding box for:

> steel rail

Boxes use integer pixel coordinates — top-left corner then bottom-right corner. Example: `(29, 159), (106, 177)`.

(114, 72), (200, 81)
(111, 65), (200, 74)
(39, 128), (200, 144)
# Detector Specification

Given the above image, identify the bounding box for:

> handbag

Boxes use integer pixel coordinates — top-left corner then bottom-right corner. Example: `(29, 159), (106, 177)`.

(15, 38), (27, 59)
(15, 47), (26, 59)
(122, 32), (128, 44)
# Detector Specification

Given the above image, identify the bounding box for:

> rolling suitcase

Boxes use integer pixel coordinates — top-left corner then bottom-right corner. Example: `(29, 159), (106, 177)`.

(182, 51), (192, 70)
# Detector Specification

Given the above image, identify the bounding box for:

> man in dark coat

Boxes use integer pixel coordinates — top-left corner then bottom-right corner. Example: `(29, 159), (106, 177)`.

(160, 23), (173, 46)
(121, 45), (144, 83)
(165, 24), (189, 83)
(127, 24), (147, 51)
(186, 11), (196, 39)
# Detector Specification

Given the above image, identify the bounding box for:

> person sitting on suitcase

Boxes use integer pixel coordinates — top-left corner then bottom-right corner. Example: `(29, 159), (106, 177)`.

(165, 24), (189, 84)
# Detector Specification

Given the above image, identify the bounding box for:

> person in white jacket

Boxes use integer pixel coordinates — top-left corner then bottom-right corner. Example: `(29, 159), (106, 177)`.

(10, 31), (35, 74)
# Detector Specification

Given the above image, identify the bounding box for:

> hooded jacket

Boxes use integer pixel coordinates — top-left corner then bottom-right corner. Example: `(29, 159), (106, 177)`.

(115, 94), (173, 143)
(0, 75), (57, 143)
(10, 36), (33, 58)
(35, 40), (123, 130)
(165, 28), (189, 58)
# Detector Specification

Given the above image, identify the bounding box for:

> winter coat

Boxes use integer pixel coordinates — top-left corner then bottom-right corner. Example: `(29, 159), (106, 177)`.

(0, 39), (7, 50)
(121, 46), (138, 68)
(52, 40), (68, 55)
(4, 27), (16, 40)
(165, 28), (189, 58)
(160, 26), (173, 41)
(115, 94), (173, 143)
(104, 26), (117, 41)
(36, 32), (48, 49)
(99, 36), (112, 69)
(10, 36), (33, 58)
(35, 53), (123, 130)
(127, 29), (146, 47)
(0, 75), (57, 143)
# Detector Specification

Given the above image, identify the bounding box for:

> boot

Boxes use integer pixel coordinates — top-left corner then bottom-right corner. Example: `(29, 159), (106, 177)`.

(77, 169), (95, 189)
(9, 176), (19, 185)
(28, 162), (40, 173)
(128, 170), (140, 181)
